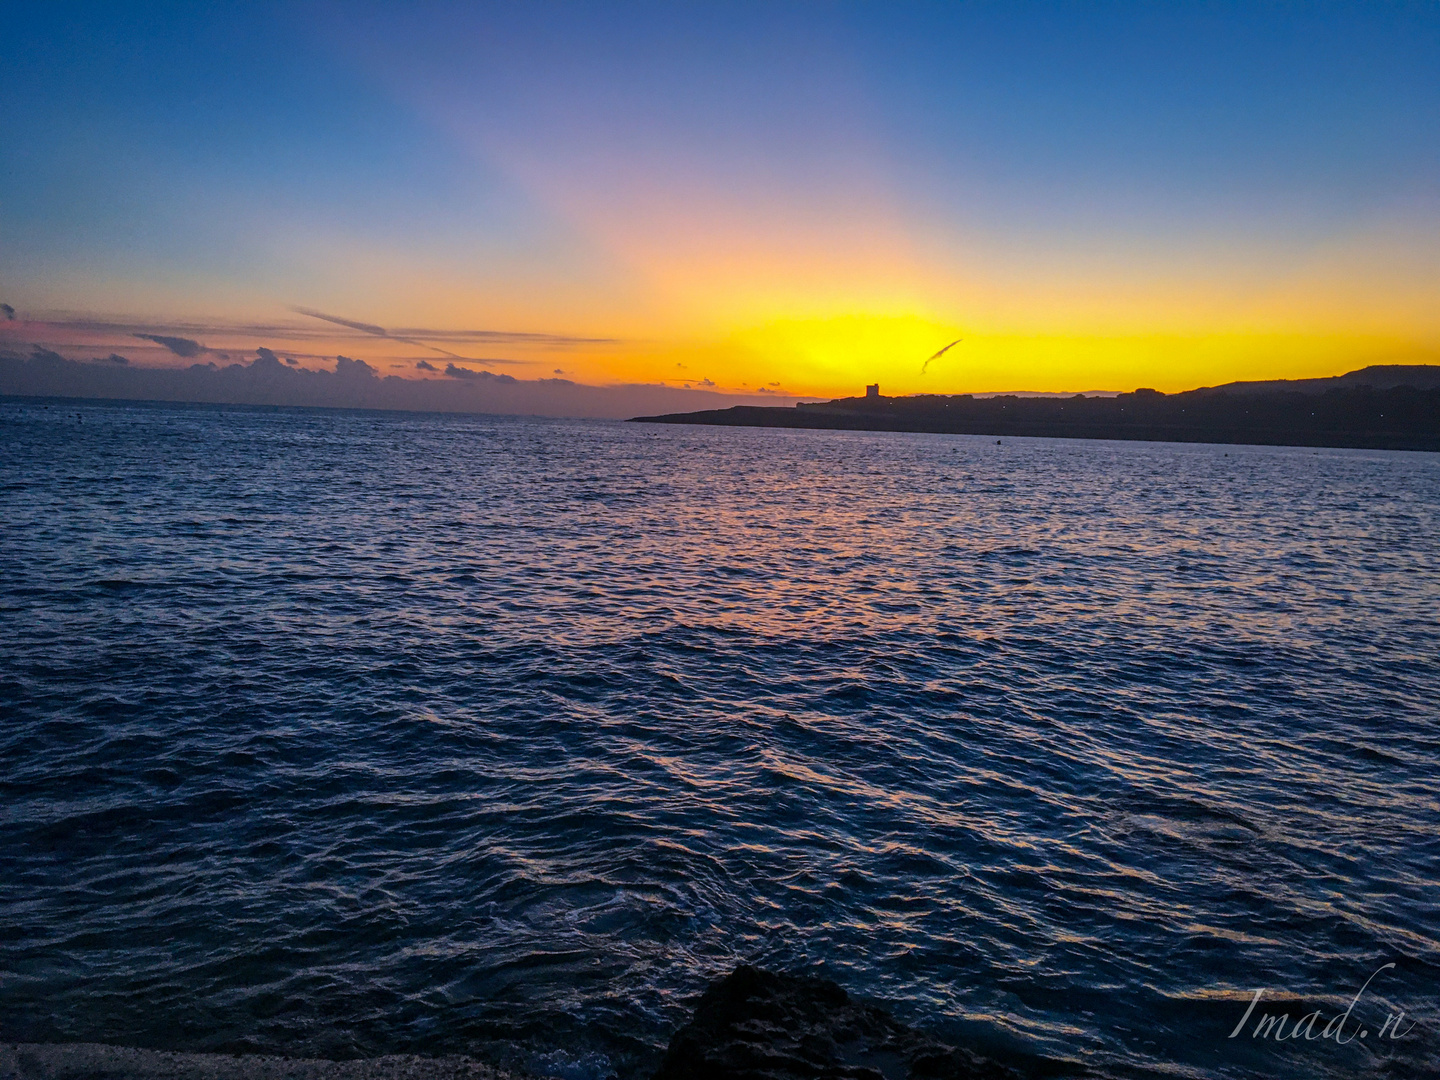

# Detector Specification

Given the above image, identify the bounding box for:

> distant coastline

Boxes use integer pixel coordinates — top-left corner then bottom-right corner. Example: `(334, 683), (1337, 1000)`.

(630, 365), (1440, 451)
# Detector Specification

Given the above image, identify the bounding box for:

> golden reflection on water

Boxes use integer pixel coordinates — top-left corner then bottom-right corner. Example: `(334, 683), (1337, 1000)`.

(1, 403), (1437, 1078)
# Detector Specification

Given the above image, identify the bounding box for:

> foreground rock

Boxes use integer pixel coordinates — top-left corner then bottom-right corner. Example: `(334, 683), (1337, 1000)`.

(3, 969), (1075, 1080)
(653, 966), (1052, 1080)
(0, 1044), (517, 1080)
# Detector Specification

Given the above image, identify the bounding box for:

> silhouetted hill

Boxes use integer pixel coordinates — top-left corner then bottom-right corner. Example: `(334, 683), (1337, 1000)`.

(631, 368), (1440, 451)
(1197, 364), (1440, 395)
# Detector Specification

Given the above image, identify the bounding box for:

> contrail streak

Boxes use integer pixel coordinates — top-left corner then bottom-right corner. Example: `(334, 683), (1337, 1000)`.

(292, 306), (473, 362)
(920, 338), (962, 375)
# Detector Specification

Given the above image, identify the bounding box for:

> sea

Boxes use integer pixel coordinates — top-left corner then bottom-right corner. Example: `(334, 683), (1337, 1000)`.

(1, 397), (1436, 1080)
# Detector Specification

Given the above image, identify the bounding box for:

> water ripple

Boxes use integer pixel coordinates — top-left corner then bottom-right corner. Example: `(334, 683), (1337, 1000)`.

(1, 399), (1437, 1079)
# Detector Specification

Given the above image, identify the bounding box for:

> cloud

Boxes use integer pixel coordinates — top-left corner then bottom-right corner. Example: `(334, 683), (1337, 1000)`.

(445, 363), (515, 383)
(293, 308), (388, 337)
(416, 359), (438, 371)
(42, 316), (358, 341)
(22, 314), (614, 356)
(699, 377), (715, 386)
(244, 348), (294, 378)
(293, 306), (568, 364)
(99, 353), (129, 365)
(390, 327), (617, 346)
(285, 357), (298, 365)
(0, 347), (806, 418)
(1, 304), (14, 320)
(135, 333), (207, 358)
(293, 308), (616, 347)
(335, 355), (378, 378)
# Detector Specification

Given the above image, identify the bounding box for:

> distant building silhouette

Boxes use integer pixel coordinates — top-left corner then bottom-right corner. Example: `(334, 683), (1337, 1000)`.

(865, 383), (879, 399)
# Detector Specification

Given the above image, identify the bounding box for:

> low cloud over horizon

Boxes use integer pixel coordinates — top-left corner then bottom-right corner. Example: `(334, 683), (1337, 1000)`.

(0, 344), (810, 420)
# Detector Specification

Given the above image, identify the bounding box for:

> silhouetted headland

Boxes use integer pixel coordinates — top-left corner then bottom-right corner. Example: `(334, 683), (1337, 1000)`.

(631, 365), (1440, 451)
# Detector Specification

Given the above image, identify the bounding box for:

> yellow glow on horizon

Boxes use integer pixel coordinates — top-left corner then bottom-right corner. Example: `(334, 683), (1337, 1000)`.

(25, 200), (1436, 398)
(28, 295), (1430, 398)
(595, 314), (1436, 397)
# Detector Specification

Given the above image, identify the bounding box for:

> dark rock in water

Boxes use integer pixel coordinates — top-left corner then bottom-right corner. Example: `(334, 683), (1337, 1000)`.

(652, 966), (1033, 1080)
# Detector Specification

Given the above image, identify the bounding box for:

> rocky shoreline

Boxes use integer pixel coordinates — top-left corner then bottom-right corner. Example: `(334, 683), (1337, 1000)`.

(0, 1043), (518, 1080)
(2, 967), (1079, 1080)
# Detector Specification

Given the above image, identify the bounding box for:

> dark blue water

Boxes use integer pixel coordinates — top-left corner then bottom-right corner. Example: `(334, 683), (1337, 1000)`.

(2, 398), (1437, 1080)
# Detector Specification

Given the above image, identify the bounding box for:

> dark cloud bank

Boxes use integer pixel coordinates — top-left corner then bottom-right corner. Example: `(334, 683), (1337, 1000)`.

(0, 347), (799, 419)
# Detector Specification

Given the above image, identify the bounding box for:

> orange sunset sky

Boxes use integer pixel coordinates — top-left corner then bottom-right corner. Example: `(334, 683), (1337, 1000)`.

(2, 4), (1438, 404)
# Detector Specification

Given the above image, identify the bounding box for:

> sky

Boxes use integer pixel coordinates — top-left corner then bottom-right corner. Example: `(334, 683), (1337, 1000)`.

(2, 1), (1438, 404)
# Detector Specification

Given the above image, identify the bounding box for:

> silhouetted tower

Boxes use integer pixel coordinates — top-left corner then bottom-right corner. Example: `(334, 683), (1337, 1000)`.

(865, 383), (880, 399)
